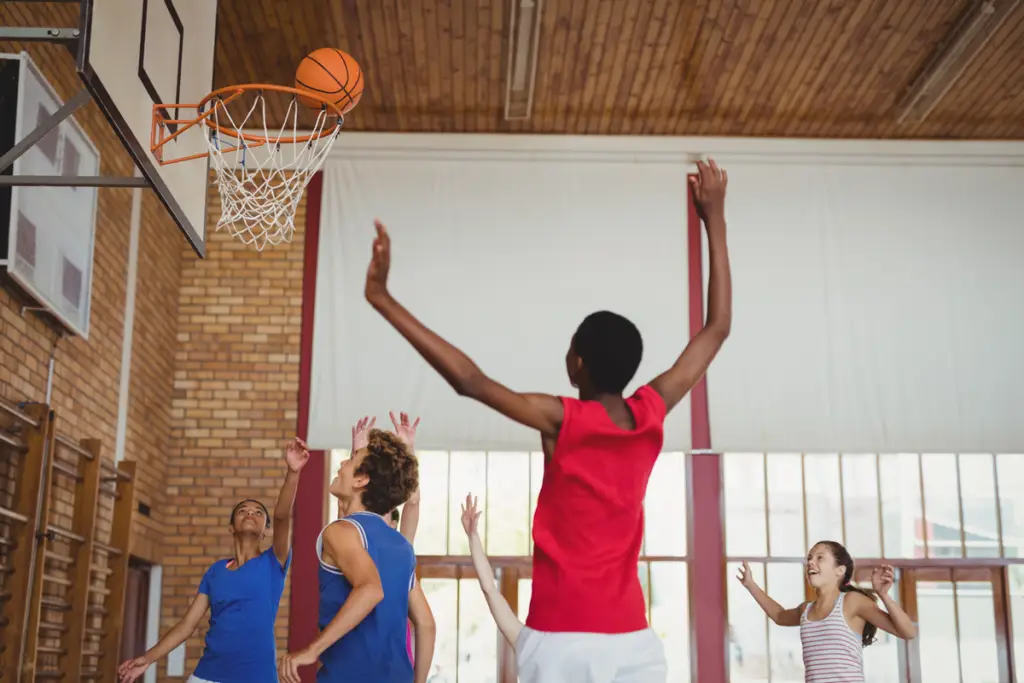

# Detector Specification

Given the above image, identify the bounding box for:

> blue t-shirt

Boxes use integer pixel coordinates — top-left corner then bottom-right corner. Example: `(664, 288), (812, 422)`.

(194, 547), (291, 683)
(317, 512), (416, 682)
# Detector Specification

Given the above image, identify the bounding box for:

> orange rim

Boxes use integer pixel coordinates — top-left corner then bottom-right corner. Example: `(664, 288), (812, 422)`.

(151, 83), (345, 165)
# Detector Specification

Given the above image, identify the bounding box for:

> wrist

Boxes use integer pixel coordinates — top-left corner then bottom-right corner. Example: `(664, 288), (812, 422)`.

(366, 289), (392, 309)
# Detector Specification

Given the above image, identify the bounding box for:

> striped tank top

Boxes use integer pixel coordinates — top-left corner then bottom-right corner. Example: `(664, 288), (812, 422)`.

(800, 592), (864, 683)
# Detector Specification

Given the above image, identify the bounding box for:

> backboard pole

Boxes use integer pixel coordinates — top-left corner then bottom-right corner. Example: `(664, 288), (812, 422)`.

(0, 27), (80, 44)
(0, 87), (90, 174)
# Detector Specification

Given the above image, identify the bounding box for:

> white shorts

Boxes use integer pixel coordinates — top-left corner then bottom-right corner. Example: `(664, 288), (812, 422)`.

(515, 627), (667, 683)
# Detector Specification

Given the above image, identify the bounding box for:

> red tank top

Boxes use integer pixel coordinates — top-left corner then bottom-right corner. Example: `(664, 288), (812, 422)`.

(526, 385), (666, 633)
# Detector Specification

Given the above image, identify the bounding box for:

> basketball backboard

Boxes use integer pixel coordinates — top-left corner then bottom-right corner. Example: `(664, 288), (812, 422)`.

(77, 0), (217, 257)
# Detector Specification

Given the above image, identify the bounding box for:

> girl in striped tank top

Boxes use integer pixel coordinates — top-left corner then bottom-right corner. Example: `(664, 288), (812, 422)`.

(738, 541), (917, 683)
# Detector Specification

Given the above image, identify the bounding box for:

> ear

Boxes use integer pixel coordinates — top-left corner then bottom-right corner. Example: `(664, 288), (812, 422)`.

(353, 471), (370, 491)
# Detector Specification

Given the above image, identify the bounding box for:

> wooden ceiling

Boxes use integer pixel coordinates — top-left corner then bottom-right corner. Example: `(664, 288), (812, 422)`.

(214, 0), (1024, 138)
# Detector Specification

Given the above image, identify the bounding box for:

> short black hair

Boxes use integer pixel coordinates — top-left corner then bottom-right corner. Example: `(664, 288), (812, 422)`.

(230, 499), (270, 528)
(390, 509), (400, 524)
(573, 311), (643, 394)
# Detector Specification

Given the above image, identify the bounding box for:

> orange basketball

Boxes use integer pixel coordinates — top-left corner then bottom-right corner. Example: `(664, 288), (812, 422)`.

(294, 48), (364, 114)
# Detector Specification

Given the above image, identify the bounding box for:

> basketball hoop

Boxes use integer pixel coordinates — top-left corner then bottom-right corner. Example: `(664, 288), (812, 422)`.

(151, 84), (344, 251)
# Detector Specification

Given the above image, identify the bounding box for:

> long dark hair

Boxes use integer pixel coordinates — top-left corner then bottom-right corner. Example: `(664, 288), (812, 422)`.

(817, 540), (879, 647)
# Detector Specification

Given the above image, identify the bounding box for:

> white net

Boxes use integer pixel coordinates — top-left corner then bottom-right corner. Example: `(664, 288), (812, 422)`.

(204, 91), (341, 251)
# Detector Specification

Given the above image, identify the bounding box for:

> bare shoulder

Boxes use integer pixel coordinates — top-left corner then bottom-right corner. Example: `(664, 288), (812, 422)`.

(843, 590), (877, 614)
(323, 520), (363, 550)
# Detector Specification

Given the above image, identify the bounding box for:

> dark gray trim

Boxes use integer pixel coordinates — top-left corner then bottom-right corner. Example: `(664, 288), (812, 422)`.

(0, 175), (149, 187)
(0, 88), (90, 174)
(0, 26), (79, 43)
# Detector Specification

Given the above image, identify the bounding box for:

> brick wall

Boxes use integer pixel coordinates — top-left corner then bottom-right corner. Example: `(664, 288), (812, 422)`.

(159, 186), (306, 679)
(0, 5), (182, 563)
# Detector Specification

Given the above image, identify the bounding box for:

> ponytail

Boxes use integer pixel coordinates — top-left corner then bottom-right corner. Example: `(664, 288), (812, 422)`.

(840, 580), (879, 646)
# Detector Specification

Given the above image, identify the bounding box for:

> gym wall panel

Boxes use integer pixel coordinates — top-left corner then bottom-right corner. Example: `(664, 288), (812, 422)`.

(308, 146), (694, 452)
(705, 159), (1024, 453)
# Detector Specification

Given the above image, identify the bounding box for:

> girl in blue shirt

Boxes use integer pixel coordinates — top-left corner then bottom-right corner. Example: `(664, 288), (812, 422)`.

(117, 437), (310, 683)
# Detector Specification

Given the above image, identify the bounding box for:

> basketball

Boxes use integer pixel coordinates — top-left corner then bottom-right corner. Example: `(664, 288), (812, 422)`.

(294, 48), (364, 114)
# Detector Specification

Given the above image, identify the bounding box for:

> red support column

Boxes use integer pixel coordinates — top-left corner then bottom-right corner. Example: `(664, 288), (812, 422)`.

(291, 171), (326, 683)
(686, 177), (728, 683)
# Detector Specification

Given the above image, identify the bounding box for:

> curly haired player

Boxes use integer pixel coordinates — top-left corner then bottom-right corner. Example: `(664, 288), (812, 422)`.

(279, 423), (435, 683)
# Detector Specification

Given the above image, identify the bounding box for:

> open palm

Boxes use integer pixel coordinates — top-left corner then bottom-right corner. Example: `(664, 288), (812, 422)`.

(285, 437), (309, 472)
(389, 411), (420, 449)
(461, 493), (481, 535)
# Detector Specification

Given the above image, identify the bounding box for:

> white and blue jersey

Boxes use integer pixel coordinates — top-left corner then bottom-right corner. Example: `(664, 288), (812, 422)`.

(316, 511), (417, 682)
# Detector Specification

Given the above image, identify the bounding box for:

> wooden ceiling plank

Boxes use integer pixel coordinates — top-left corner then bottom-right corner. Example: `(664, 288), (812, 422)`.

(582, 0), (624, 134)
(729, 0), (794, 133)
(855, 0), (958, 137)
(434, 0), (456, 131)
(629, 0), (685, 134)
(473, 0), (492, 132)
(695, 0), (759, 136)
(487, 0), (508, 130)
(736, 0), (806, 135)
(548, 0), (584, 131)
(646, 0), (704, 134)
(673, 0), (723, 133)
(536, 0), (569, 131)
(406, 0), (431, 130)
(450, 0), (467, 131)
(620, 0), (670, 135)
(711, 0), (776, 135)
(763, 0), (837, 135)
(658, 0), (716, 135)
(607, 0), (658, 135)
(572, 0), (614, 134)
(390, 0), (422, 131)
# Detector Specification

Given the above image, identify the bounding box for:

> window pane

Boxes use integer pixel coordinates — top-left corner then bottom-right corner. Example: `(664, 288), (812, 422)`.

(458, 577), (498, 683)
(804, 454), (843, 547)
(328, 449), (347, 522)
(529, 451), (544, 554)
(766, 563), (805, 682)
(956, 580), (998, 683)
(916, 576), (961, 683)
(998, 455), (1024, 558)
(485, 452), (530, 555)
(728, 561), (768, 682)
(1007, 566), (1024, 679)
(448, 452), (487, 555)
(650, 562), (689, 681)
(958, 454), (1000, 558)
(766, 454), (805, 557)
(416, 450), (450, 555)
(422, 578), (458, 682)
(725, 454), (767, 557)
(922, 454), (962, 559)
(879, 454), (923, 559)
(645, 453), (687, 556)
(841, 454), (881, 559)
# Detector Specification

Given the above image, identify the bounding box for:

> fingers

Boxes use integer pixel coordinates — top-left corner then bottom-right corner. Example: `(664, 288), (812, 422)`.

(390, 411), (399, 430)
(412, 416), (421, 429)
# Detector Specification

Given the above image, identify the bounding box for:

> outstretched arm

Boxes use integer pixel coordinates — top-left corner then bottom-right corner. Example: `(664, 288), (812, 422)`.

(736, 562), (803, 627)
(279, 523), (384, 683)
(649, 160), (732, 414)
(857, 565), (917, 639)
(391, 412), (422, 542)
(117, 593), (210, 682)
(461, 494), (523, 647)
(273, 437), (310, 565)
(408, 583), (436, 683)
(365, 222), (564, 438)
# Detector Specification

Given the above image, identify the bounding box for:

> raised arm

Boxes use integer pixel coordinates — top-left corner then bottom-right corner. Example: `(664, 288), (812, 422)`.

(461, 494), (523, 646)
(117, 592), (210, 682)
(279, 523), (384, 683)
(649, 160), (732, 414)
(853, 565), (917, 639)
(736, 562), (803, 627)
(273, 437), (309, 566)
(365, 222), (563, 438)
(408, 582), (436, 683)
(391, 411), (422, 542)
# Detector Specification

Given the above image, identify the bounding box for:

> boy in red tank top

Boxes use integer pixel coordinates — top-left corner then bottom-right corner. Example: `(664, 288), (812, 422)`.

(365, 160), (732, 682)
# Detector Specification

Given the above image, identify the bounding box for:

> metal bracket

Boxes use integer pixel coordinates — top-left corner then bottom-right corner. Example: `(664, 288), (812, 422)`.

(0, 87), (149, 189)
(0, 27), (79, 44)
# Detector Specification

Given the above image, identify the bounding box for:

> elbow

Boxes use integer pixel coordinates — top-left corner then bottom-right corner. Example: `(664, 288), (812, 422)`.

(364, 583), (385, 607)
(452, 367), (485, 398)
(901, 625), (918, 640)
(708, 318), (731, 341)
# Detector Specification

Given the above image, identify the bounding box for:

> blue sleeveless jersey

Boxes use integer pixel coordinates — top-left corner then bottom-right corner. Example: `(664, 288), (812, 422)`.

(317, 511), (416, 683)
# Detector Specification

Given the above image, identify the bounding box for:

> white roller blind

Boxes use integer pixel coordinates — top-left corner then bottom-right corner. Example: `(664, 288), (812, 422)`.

(308, 156), (693, 451)
(706, 161), (1024, 453)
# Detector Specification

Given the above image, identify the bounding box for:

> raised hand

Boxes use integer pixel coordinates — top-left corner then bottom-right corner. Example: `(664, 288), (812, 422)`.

(736, 561), (756, 589)
(460, 493), (481, 536)
(389, 411), (421, 450)
(365, 220), (392, 303)
(117, 656), (150, 683)
(690, 158), (728, 224)
(871, 565), (895, 596)
(285, 437), (310, 473)
(351, 416), (376, 452)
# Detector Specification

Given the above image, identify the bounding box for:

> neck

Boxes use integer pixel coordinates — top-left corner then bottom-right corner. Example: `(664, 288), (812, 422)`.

(232, 535), (262, 565)
(815, 584), (841, 604)
(339, 497), (368, 517)
(577, 386), (623, 402)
